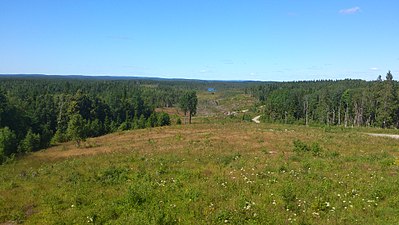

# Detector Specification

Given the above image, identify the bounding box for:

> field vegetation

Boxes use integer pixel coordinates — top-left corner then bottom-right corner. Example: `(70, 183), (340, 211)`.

(1, 121), (399, 224)
(1, 75), (399, 224)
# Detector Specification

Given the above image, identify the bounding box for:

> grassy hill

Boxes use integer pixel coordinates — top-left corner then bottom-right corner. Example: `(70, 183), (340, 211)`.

(1, 122), (399, 224)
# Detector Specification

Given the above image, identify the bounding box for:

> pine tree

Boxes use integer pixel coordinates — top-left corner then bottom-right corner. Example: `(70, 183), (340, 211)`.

(19, 130), (41, 152)
(0, 127), (17, 163)
(179, 91), (198, 124)
(66, 114), (87, 146)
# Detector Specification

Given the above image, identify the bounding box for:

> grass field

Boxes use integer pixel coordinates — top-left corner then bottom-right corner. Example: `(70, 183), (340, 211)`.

(1, 121), (399, 224)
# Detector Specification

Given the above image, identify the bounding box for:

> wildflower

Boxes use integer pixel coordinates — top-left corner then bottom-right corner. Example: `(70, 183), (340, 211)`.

(87, 216), (93, 223)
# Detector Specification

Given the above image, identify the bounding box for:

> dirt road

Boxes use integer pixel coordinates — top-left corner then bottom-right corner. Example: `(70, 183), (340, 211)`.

(367, 133), (399, 139)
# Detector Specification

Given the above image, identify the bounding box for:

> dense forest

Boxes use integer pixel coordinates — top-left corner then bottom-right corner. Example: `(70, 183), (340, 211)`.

(2, 73), (398, 163)
(250, 71), (399, 128)
(0, 76), (190, 163)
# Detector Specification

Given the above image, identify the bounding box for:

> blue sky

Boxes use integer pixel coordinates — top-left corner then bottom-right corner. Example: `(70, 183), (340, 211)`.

(1, 1), (398, 81)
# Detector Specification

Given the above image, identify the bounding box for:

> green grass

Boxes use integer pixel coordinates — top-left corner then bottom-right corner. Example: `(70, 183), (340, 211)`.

(1, 122), (399, 224)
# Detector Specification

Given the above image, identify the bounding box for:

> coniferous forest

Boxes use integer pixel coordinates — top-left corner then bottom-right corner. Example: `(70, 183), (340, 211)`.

(1, 72), (398, 163)
(250, 71), (399, 128)
(0, 76), (183, 162)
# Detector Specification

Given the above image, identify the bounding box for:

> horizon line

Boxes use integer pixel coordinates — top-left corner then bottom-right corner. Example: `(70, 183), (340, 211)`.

(0, 73), (375, 83)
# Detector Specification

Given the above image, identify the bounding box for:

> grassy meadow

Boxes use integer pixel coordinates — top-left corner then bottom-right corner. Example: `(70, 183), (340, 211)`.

(1, 121), (399, 224)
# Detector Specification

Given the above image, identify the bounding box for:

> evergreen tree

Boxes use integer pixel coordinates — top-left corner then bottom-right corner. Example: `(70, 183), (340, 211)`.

(40, 124), (53, 149)
(66, 114), (87, 146)
(179, 91), (198, 124)
(386, 70), (393, 81)
(0, 92), (7, 127)
(377, 71), (397, 127)
(146, 113), (157, 128)
(19, 130), (41, 152)
(138, 114), (146, 129)
(157, 112), (171, 126)
(0, 127), (17, 163)
(187, 91), (198, 124)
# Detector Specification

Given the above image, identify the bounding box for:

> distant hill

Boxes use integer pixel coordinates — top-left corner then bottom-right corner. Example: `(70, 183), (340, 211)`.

(0, 74), (270, 83)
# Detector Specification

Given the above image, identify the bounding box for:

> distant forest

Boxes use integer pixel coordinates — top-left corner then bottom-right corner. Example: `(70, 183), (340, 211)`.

(250, 71), (399, 128)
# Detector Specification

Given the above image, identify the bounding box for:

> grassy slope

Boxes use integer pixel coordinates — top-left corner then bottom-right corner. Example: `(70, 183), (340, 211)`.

(1, 122), (399, 224)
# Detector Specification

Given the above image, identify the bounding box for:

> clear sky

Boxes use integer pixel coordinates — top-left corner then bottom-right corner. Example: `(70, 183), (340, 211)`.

(1, 1), (398, 81)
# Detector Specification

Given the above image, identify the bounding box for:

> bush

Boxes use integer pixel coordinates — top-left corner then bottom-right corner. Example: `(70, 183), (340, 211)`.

(157, 112), (171, 126)
(311, 142), (322, 156)
(293, 139), (310, 153)
(242, 114), (252, 122)
(293, 139), (323, 156)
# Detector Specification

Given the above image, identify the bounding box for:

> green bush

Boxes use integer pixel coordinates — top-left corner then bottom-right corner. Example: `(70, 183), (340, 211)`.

(157, 112), (171, 126)
(293, 139), (310, 153)
(19, 130), (41, 153)
(293, 139), (323, 156)
(0, 127), (17, 163)
(96, 167), (129, 185)
(311, 142), (322, 156)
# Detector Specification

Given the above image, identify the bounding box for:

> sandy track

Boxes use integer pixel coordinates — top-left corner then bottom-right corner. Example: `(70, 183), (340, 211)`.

(367, 133), (399, 139)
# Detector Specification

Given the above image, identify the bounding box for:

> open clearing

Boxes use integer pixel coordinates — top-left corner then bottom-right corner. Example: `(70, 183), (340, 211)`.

(1, 122), (399, 224)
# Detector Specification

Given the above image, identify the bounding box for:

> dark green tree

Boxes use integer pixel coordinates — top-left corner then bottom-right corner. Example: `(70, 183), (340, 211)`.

(19, 129), (41, 152)
(146, 113), (157, 128)
(377, 71), (398, 127)
(0, 127), (17, 163)
(157, 112), (171, 126)
(0, 91), (7, 127)
(386, 70), (393, 81)
(179, 91), (198, 124)
(66, 114), (87, 146)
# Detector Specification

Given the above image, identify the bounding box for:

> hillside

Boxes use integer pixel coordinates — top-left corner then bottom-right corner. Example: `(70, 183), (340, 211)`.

(1, 122), (399, 224)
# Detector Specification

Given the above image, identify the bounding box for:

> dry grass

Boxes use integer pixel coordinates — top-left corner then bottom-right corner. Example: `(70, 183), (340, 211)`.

(1, 122), (399, 224)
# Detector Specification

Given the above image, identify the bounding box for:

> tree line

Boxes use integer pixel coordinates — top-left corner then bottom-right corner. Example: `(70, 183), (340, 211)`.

(0, 77), (189, 163)
(250, 71), (399, 128)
